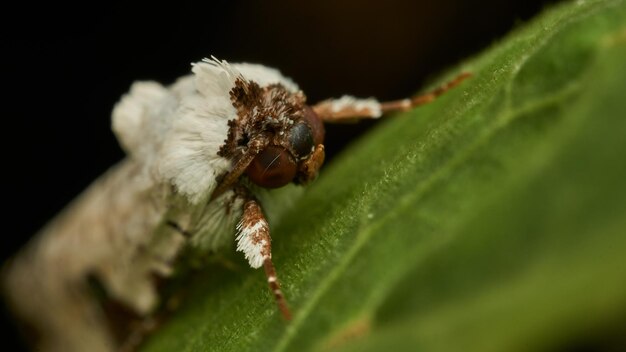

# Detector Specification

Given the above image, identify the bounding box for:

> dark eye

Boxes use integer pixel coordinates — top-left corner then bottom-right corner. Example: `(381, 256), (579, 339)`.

(245, 146), (297, 188)
(289, 122), (314, 158)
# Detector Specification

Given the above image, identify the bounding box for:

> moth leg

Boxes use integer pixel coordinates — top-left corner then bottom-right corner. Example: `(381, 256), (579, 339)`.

(236, 192), (291, 320)
(313, 72), (471, 122)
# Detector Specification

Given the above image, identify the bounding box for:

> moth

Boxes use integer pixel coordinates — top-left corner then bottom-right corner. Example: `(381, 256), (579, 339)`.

(2, 57), (469, 352)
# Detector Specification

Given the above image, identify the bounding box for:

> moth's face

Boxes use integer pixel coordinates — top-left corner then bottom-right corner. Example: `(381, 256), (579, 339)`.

(245, 106), (325, 188)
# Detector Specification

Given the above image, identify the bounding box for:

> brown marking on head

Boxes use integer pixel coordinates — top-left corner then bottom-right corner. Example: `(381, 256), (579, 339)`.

(297, 144), (325, 185)
(218, 78), (264, 159)
(215, 77), (326, 193)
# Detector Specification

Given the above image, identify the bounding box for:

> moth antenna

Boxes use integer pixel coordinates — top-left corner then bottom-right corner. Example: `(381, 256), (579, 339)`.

(211, 138), (267, 200)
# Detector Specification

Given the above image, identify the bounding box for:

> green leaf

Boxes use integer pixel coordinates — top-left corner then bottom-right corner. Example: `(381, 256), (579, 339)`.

(141, 1), (626, 351)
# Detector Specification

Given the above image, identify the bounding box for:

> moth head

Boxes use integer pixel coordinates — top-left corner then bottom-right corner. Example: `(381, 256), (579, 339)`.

(245, 106), (325, 188)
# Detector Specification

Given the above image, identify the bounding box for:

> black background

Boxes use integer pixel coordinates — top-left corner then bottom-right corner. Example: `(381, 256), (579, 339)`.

(4, 1), (559, 350)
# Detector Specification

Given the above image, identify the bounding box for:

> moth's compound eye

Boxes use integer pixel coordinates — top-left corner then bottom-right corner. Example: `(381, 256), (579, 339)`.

(288, 122), (314, 158)
(246, 146), (297, 188)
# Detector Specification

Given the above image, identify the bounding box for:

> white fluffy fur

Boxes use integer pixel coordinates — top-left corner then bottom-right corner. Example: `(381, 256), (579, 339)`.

(235, 219), (269, 269)
(234, 62), (299, 92)
(327, 95), (382, 118)
(190, 190), (244, 251)
(157, 59), (239, 203)
(112, 81), (178, 161)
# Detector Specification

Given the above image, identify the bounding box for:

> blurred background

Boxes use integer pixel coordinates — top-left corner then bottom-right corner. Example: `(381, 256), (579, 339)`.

(3, 0), (560, 350)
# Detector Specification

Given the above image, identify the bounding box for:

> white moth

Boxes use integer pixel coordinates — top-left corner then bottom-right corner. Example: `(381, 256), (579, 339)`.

(2, 57), (469, 352)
